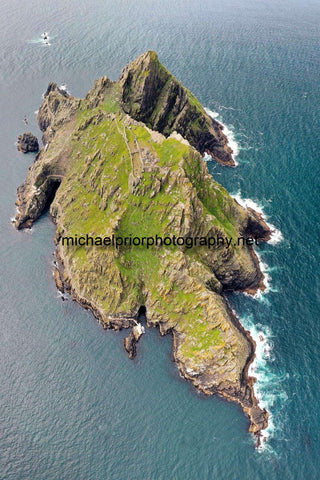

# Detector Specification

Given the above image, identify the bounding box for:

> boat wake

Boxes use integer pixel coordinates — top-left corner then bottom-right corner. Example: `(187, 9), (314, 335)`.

(28, 32), (52, 46)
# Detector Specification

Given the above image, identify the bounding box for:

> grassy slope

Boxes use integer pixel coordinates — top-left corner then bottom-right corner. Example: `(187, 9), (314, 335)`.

(53, 87), (247, 362)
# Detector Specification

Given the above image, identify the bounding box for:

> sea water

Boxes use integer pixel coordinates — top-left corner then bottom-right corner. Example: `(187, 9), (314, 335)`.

(1, 0), (320, 478)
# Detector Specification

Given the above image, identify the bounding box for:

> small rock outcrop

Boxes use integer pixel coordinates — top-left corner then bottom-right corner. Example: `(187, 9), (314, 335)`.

(245, 208), (272, 241)
(17, 132), (39, 153)
(124, 324), (144, 359)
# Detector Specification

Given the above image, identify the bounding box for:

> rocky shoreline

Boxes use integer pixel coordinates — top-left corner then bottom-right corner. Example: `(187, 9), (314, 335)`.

(172, 295), (268, 447)
(52, 238), (267, 445)
(53, 240), (268, 446)
(53, 246), (138, 331)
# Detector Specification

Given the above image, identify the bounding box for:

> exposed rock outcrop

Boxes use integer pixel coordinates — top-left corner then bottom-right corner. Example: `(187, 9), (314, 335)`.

(245, 207), (272, 242)
(119, 51), (235, 165)
(124, 324), (144, 359)
(17, 132), (39, 153)
(14, 52), (272, 445)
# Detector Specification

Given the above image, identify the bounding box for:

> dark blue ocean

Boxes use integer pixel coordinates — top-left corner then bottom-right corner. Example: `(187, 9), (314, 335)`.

(1, 0), (319, 478)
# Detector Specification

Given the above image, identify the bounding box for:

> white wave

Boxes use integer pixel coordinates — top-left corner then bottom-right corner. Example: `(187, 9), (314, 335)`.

(228, 192), (285, 450)
(239, 314), (287, 450)
(59, 84), (71, 95)
(231, 190), (283, 246)
(268, 227), (283, 246)
(218, 105), (236, 111)
(204, 107), (239, 166)
(240, 255), (273, 303)
(231, 190), (282, 302)
(231, 191), (264, 213)
(254, 250), (274, 300)
(202, 152), (212, 162)
(56, 290), (68, 301)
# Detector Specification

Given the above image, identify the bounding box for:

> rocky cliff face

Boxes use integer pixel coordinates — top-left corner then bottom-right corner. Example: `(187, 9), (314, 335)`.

(14, 52), (270, 445)
(119, 51), (235, 166)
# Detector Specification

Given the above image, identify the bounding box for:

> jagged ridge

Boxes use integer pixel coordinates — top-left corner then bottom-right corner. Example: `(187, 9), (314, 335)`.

(119, 51), (235, 165)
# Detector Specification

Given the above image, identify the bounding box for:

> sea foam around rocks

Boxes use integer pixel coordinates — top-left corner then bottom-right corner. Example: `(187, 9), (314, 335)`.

(202, 109), (285, 450)
(232, 192), (283, 246)
(205, 107), (240, 166)
(229, 192), (285, 450)
(240, 314), (288, 452)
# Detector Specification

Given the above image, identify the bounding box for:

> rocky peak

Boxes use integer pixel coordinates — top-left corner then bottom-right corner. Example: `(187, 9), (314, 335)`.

(84, 76), (113, 109)
(119, 51), (234, 165)
(37, 83), (79, 138)
(119, 50), (168, 117)
(44, 82), (69, 98)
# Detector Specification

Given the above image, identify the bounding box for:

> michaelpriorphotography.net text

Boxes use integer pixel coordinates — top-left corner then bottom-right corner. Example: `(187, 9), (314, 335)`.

(59, 233), (260, 249)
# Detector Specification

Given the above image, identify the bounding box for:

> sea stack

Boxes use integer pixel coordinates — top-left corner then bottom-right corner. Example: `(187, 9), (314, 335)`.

(17, 132), (39, 153)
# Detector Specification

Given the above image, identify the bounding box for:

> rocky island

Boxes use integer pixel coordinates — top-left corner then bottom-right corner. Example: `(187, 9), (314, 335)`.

(17, 132), (39, 153)
(14, 51), (271, 445)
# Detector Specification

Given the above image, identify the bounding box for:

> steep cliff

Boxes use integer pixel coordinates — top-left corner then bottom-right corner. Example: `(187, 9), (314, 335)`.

(119, 51), (235, 166)
(14, 52), (271, 444)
